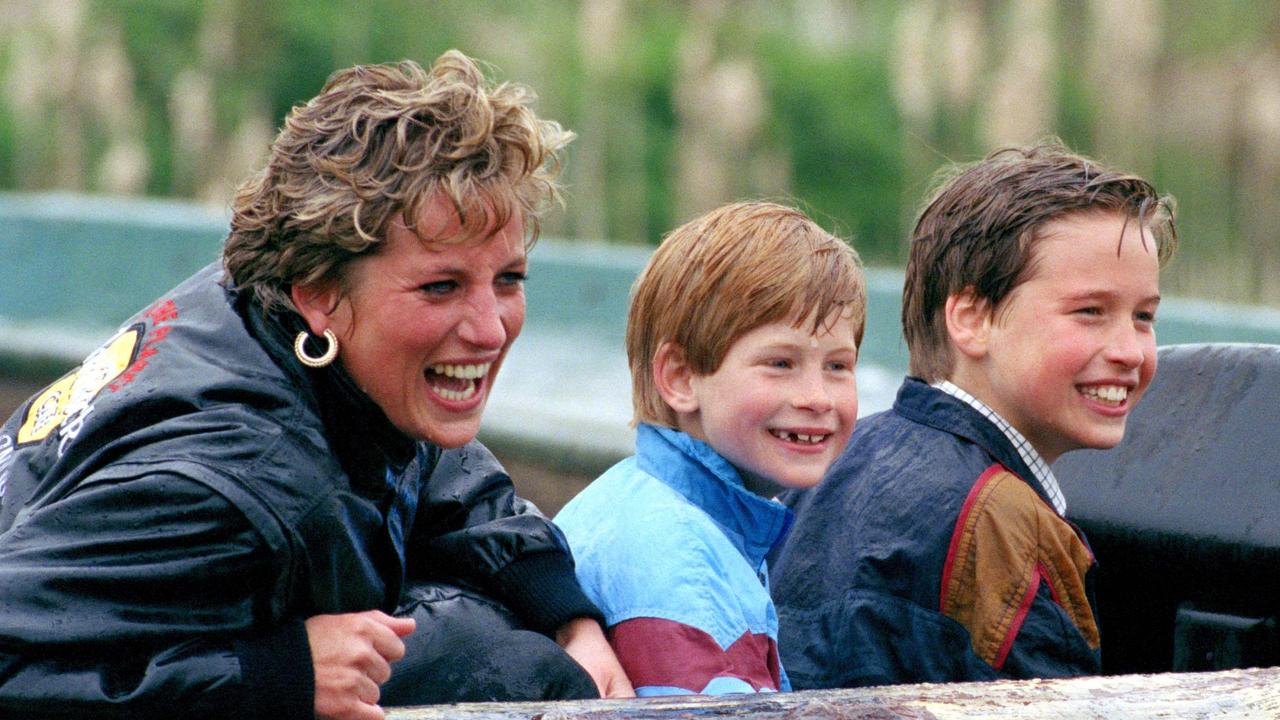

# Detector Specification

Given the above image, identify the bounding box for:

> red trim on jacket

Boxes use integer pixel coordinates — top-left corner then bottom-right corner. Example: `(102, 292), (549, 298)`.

(608, 617), (781, 692)
(994, 562), (1048, 669)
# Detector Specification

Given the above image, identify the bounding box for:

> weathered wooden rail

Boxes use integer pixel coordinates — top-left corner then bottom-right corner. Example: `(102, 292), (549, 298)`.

(388, 666), (1280, 719)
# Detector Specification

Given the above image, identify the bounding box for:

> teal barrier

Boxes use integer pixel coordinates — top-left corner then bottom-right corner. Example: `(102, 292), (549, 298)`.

(0, 193), (225, 331)
(5, 192), (1280, 467)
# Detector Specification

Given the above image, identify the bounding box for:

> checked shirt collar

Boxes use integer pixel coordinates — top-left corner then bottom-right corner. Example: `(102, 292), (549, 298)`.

(933, 380), (1068, 516)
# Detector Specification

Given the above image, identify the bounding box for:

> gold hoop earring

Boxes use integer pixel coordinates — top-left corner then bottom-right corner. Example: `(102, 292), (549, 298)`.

(294, 329), (338, 368)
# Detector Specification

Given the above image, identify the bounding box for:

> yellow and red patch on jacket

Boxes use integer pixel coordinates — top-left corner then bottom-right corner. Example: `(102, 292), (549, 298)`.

(939, 465), (1099, 669)
(17, 326), (141, 446)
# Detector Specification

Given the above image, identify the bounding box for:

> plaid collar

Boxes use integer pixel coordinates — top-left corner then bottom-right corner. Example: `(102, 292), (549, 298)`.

(933, 381), (1067, 516)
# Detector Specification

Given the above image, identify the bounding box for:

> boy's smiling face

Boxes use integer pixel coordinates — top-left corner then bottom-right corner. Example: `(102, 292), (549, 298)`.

(950, 210), (1161, 464)
(676, 311), (860, 494)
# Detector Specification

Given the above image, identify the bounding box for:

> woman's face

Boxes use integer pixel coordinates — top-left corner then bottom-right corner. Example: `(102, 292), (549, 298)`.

(306, 196), (527, 447)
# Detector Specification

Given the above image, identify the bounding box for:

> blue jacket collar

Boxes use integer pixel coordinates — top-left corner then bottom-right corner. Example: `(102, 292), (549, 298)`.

(634, 423), (793, 567)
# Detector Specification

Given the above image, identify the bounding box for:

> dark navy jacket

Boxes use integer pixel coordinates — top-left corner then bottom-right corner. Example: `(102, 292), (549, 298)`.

(771, 379), (1100, 689)
(0, 263), (595, 718)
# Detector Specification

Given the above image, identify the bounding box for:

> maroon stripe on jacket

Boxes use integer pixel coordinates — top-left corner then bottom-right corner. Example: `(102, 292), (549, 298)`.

(608, 617), (781, 692)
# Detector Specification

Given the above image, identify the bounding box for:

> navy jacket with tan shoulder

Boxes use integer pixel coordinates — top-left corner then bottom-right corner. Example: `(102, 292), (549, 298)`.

(771, 378), (1100, 689)
(0, 263), (596, 719)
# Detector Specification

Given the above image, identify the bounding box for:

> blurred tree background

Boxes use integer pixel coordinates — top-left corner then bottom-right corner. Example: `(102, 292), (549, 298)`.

(1, 0), (1278, 306)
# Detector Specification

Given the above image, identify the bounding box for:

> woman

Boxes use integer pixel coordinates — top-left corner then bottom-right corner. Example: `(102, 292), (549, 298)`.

(0, 51), (631, 719)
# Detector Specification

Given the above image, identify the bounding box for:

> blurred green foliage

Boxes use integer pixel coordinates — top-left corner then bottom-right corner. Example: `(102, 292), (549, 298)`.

(3, 0), (1279, 304)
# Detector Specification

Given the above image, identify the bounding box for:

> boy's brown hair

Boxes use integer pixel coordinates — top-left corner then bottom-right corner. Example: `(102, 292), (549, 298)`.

(628, 200), (866, 428)
(903, 140), (1177, 382)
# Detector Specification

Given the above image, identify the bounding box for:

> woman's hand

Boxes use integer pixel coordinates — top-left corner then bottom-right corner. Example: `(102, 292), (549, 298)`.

(556, 617), (636, 699)
(307, 610), (417, 720)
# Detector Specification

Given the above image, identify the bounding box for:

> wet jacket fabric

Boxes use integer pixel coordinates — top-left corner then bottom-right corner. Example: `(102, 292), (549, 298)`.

(555, 423), (793, 696)
(771, 379), (1101, 689)
(0, 263), (597, 719)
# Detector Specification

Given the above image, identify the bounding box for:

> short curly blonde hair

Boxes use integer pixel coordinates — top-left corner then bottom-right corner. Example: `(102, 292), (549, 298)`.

(223, 50), (573, 312)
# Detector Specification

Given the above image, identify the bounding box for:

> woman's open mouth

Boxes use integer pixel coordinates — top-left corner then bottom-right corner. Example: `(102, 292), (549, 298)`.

(426, 362), (492, 402)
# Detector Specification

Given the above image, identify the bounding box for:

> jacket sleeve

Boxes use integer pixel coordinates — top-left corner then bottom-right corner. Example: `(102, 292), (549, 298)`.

(405, 440), (601, 635)
(0, 469), (313, 720)
(939, 468), (1101, 678)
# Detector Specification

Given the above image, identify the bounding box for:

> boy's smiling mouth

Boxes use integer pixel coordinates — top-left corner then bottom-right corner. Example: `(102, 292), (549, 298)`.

(769, 429), (830, 445)
(1079, 384), (1129, 407)
(427, 362), (492, 402)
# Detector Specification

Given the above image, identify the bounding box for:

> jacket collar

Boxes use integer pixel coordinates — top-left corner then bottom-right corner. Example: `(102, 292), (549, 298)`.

(892, 377), (1054, 507)
(634, 423), (793, 567)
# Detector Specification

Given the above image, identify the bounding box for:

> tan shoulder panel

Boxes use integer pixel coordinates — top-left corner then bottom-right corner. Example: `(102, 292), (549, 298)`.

(940, 466), (1099, 668)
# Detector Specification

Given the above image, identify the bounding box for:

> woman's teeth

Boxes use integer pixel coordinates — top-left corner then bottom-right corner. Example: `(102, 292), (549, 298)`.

(427, 363), (491, 401)
(433, 383), (478, 401)
(430, 363), (491, 379)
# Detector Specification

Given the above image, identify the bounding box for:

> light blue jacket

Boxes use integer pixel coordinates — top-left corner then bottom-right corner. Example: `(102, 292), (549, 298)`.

(555, 423), (793, 696)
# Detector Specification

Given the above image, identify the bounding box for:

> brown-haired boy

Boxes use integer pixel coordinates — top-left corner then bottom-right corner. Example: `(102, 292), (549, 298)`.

(771, 141), (1176, 688)
(555, 201), (866, 695)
